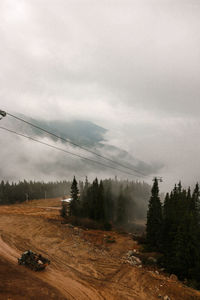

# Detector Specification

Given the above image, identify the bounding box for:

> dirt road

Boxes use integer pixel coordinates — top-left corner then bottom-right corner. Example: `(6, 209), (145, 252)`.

(0, 198), (200, 300)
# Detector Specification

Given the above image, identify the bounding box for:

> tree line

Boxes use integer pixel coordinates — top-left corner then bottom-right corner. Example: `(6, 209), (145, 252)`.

(68, 176), (200, 287)
(0, 180), (71, 204)
(146, 178), (200, 288)
(65, 176), (151, 228)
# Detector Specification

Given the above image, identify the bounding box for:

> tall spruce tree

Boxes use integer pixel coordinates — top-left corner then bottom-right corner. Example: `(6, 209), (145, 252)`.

(70, 176), (80, 216)
(146, 178), (162, 250)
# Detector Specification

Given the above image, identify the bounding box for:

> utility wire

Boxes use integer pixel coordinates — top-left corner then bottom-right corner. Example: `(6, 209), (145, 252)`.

(0, 126), (142, 177)
(5, 111), (146, 177)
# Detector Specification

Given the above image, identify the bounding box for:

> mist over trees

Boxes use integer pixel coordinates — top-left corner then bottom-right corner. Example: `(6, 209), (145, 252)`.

(2, 174), (200, 288)
(0, 180), (71, 204)
(68, 177), (151, 227)
(0, 177), (151, 225)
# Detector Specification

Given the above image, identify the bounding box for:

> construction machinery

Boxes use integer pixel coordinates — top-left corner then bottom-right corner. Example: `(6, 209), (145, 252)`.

(18, 250), (50, 271)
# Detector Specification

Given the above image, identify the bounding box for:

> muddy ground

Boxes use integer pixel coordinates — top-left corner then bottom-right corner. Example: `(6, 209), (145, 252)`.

(0, 198), (200, 300)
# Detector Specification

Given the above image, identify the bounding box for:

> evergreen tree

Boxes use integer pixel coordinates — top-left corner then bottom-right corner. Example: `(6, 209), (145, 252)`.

(192, 183), (200, 215)
(96, 180), (105, 221)
(124, 185), (134, 223)
(70, 176), (80, 216)
(172, 187), (200, 280)
(81, 177), (90, 217)
(146, 178), (162, 250)
(91, 178), (99, 220)
(116, 187), (126, 224)
(161, 182), (200, 286)
(104, 181), (114, 222)
(162, 192), (171, 250)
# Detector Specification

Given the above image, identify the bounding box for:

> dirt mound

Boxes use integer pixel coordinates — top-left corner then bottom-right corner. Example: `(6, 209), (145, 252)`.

(0, 199), (200, 300)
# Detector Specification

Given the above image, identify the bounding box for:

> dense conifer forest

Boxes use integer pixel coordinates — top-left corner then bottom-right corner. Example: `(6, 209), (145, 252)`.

(146, 178), (200, 288)
(67, 176), (200, 288)
(0, 178), (151, 223)
(65, 176), (151, 227)
(0, 180), (72, 204)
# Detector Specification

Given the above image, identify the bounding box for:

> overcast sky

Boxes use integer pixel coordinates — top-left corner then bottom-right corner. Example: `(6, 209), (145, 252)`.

(0, 0), (200, 191)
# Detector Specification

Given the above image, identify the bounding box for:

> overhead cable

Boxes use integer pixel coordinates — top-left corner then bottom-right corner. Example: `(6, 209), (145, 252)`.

(5, 111), (146, 177)
(0, 126), (142, 177)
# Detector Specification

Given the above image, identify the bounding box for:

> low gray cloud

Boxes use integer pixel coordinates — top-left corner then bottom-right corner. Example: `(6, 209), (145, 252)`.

(0, 0), (200, 191)
(0, 116), (161, 184)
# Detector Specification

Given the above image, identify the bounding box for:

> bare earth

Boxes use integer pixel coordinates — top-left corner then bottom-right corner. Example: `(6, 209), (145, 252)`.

(0, 198), (200, 300)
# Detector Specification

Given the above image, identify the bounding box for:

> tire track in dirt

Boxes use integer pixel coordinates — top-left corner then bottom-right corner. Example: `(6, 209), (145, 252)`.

(0, 235), (19, 263)
(1, 203), (200, 300)
(37, 267), (104, 300)
(0, 235), (103, 300)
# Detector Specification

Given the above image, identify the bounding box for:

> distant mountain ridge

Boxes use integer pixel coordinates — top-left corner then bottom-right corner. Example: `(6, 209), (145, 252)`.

(21, 116), (107, 147)
(5, 113), (162, 176)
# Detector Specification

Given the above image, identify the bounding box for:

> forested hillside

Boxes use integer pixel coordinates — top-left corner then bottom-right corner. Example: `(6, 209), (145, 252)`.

(0, 180), (71, 204)
(0, 178), (151, 224)
(64, 177), (151, 228)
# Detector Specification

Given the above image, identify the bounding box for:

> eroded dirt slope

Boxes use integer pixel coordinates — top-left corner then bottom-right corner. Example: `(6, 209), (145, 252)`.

(0, 198), (200, 300)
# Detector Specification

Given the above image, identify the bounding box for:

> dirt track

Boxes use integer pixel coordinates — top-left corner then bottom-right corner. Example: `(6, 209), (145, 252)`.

(0, 198), (200, 300)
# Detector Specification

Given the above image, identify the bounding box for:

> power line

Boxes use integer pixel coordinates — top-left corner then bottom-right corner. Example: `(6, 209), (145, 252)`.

(0, 126), (142, 177)
(5, 111), (146, 177)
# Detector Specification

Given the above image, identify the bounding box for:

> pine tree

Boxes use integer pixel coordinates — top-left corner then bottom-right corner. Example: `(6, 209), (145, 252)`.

(124, 185), (134, 223)
(81, 177), (90, 217)
(96, 180), (105, 221)
(192, 183), (200, 214)
(162, 192), (170, 250)
(91, 178), (99, 220)
(172, 187), (200, 279)
(116, 186), (126, 225)
(70, 176), (80, 216)
(162, 183), (200, 285)
(104, 181), (114, 222)
(146, 178), (162, 250)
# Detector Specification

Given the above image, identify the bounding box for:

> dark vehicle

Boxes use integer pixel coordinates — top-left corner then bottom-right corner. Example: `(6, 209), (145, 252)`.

(18, 250), (50, 271)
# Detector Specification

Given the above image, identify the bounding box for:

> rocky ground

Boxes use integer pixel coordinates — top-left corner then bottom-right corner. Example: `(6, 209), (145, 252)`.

(0, 198), (200, 300)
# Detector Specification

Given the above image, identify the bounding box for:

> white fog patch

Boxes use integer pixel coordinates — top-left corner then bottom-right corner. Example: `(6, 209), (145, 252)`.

(0, 0), (200, 191)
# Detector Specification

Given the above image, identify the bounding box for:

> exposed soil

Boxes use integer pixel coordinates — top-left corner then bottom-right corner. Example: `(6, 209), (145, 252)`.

(0, 198), (200, 300)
